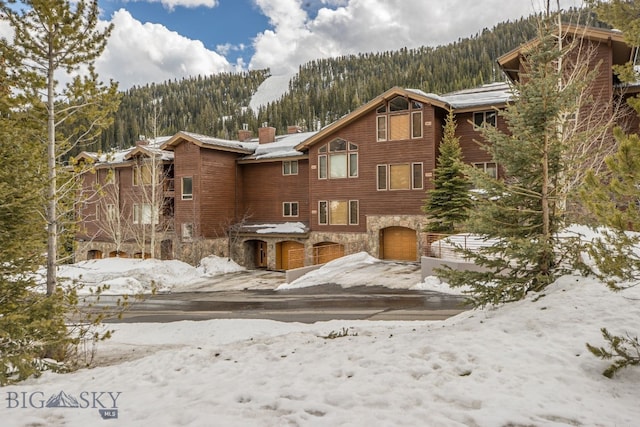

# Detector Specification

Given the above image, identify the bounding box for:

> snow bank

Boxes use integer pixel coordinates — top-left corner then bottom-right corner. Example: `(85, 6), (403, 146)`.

(197, 255), (245, 276)
(277, 252), (377, 290)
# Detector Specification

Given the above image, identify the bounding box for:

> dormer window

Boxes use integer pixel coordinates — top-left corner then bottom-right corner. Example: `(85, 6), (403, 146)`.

(377, 96), (423, 141)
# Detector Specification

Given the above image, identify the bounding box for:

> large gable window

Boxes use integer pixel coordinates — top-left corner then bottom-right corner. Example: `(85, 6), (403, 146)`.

(318, 139), (358, 179)
(377, 96), (423, 142)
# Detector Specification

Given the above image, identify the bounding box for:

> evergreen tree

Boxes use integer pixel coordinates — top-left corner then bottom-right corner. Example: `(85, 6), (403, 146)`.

(0, 0), (121, 294)
(0, 60), (71, 385)
(581, 0), (640, 288)
(437, 18), (590, 307)
(423, 110), (471, 233)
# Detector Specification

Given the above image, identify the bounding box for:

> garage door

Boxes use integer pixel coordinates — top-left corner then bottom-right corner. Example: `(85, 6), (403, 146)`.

(278, 241), (305, 270)
(313, 242), (345, 265)
(381, 227), (417, 261)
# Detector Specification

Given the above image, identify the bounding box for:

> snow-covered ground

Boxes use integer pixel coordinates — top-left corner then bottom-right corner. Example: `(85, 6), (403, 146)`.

(3, 273), (639, 426)
(7, 243), (639, 426)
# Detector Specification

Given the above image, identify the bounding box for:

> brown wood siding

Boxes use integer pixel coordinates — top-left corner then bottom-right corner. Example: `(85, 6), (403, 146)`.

(456, 111), (502, 165)
(174, 141), (202, 238)
(199, 149), (240, 238)
(308, 103), (437, 233)
(240, 160), (309, 224)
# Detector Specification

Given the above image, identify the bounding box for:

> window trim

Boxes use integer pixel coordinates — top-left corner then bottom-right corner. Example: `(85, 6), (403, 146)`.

(282, 160), (299, 176)
(412, 162), (424, 190)
(349, 200), (359, 225)
(377, 164), (387, 191)
(318, 200), (328, 225)
(181, 176), (193, 200)
(283, 201), (299, 217)
(318, 155), (327, 179)
(473, 110), (497, 129)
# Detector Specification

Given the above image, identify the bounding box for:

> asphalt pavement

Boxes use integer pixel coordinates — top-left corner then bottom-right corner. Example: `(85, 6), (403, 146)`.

(93, 284), (468, 324)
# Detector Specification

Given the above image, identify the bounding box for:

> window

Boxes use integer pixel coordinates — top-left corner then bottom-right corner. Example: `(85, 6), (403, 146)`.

(106, 204), (116, 222)
(330, 201), (348, 225)
(318, 200), (359, 225)
(318, 139), (358, 180)
(377, 165), (387, 190)
(318, 155), (327, 179)
(283, 202), (299, 217)
(182, 177), (193, 200)
(390, 164), (411, 190)
(133, 164), (152, 186)
(283, 160), (298, 175)
(412, 163), (424, 190)
(133, 203), (157, 225)
(473, 111), (497, 128)
(473, 162), (498, 179)
(182, 223), (194, 240)
(376, 96), (423, 141)
(319, 201), (328, 225)
(349, 200), (359, 225)
(377, 163), (424, 190)
(377, 116), (387, 141)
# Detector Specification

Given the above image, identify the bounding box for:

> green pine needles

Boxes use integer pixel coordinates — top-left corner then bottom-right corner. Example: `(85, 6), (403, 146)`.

(424, 110), (472, 233)
(435, 18), (592, 308)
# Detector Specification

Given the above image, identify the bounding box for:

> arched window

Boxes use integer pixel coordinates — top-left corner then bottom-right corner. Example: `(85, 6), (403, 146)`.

(377, 96), (423, 141)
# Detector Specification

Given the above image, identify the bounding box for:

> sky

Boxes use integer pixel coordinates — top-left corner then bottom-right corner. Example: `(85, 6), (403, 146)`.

(3, 234), (639, 426)
(1, 0), (586, 90)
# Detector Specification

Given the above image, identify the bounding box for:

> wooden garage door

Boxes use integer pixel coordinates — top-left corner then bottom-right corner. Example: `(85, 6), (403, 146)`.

(278, 241), (305, 270)
(381, 227), (417, 261)
(313, 243), (345, 265)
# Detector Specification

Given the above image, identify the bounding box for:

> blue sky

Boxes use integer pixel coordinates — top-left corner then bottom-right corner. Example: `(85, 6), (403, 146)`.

(1, 0), (586, 90)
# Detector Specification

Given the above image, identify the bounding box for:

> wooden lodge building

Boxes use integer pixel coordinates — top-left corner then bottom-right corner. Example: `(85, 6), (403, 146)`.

(75, 25), (638, 270)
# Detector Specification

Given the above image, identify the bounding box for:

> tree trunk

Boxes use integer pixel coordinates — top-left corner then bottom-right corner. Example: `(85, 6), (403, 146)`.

(46, 51), (57, 296)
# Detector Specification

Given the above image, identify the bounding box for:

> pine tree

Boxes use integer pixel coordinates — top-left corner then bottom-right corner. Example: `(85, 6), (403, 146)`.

(581, 0), (640, 288)
(423, 110), (471, 233)
(0, 0), (121, 294)
(0, 62), (71, 385)
(437, 18), (590, 307)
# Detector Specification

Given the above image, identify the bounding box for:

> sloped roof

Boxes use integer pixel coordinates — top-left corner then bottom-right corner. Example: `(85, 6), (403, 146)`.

(77, 137), (174, 168)
(161, 131), (258, 154)
(438, 82), (514, 111)
(294, 87), (450, 151)
(240, 131), (317, 162)
(498, 24), (631, 82)
(294, 84), (515, 150)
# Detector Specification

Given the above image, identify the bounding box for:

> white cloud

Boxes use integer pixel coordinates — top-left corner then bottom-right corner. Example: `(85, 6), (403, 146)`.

(96, 9), (232, 89)
(130, 0), (219, 11)
(249, 0), (587, 75)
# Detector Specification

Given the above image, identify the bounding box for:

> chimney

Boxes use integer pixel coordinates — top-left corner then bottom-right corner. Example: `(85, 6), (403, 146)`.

(258, 127), (276, 144)
(287, 125), (302, 134)
(238, 129), (253, 142)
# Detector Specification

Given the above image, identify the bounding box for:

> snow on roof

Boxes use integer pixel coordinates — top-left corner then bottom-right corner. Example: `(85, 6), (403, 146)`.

(180, 131), (258, 152)
(241, 222), (309, 234)
(439, 82), (515, 109)
(244, 131), (317, 160)
(81, 137), (174, 166)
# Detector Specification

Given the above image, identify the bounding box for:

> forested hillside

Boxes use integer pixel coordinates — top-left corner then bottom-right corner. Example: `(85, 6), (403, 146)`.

(95, 9), (604, 152)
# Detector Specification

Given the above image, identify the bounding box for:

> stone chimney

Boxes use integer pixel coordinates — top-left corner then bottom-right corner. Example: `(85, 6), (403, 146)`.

(238, 129), (253, 142)
(287, 125), (302, 134)
(258, 126), (276, 144)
